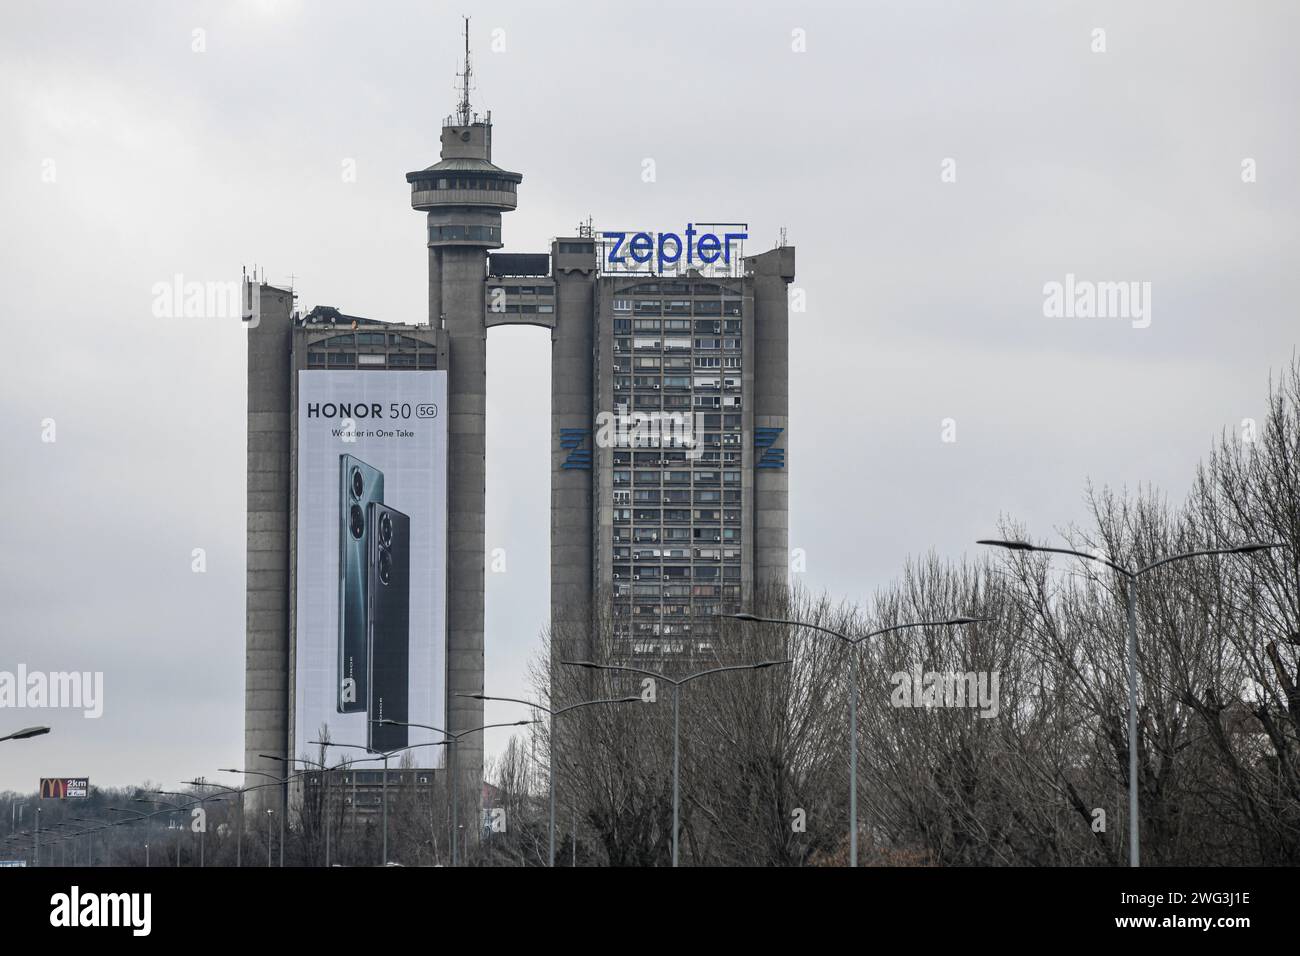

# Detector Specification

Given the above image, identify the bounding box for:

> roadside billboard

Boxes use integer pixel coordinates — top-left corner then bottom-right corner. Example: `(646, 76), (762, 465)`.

(40, 778), (89, 799)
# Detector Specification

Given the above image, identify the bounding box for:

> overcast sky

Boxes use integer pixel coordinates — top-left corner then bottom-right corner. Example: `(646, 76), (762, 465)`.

(1, 0), (1296, 791)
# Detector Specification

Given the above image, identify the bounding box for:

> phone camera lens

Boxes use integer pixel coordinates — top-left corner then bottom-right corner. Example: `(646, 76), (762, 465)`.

(379, 512), (393, 547)
(378, 549), (392, 585)
(351, 468), (364, 500)
(350, 504), (364, 539)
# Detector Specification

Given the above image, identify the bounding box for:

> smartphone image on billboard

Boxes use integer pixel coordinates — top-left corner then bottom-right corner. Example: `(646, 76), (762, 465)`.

(339, 454), (383, 714)
(367, 502), (410, 753)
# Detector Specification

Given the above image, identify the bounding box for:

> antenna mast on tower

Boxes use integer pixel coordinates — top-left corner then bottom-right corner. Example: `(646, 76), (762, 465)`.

(456, 16), (473, 125)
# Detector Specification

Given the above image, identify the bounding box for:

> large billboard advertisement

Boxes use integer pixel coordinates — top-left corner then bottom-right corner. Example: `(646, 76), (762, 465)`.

(294, 370), (447, 765)
(40, 777), (89, 798)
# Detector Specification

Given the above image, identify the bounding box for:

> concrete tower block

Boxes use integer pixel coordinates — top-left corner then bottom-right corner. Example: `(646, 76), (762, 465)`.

(244, 283), (294, 809)
(749, 247), (795, 590)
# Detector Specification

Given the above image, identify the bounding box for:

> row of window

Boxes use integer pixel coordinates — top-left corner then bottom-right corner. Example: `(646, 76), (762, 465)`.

(614, 469), (741, 483)
(616, 282), (739, 296)
(414, 177), (517, 192)
(613, 299), (743, 317)
(310, 333), (431, 348)
(614, 583), (740, 598)
(614, 548), (743, 561)
(614, 527), (742, 543)
(613, 509), (742, 523)
(428, 224), (501, 242)
(621, 338), (746, 354)
(489, 303), (555, 314)
(622, 375), (741, 389)
(605, 432), (742, 449)
(626, 397), (742, 411)
(612, 358), (741, 375)
(612, 566), (742, 580)
(307, 352), (437, 369)
(621, 319), (742, 333)
(613, 493), (741, 509)
(611, 449), (742, 466)
(489, 285), (553, 296)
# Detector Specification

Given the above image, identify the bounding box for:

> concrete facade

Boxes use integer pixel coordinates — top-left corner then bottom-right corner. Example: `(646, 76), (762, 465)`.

(749, 246), (795, 588)
(244, 283), (294, 807)
(549, 239), (597, 662)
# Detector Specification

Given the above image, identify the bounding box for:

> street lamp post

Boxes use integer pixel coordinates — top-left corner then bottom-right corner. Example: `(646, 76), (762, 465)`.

(187, 780), (243, 867)
(312, 739), (466, 865)
(722, 612), (987, 867)
(978, 536), (1286, 867)
(156, 790), (215, 867)
(139, 796), (196, 866)
(244, 761), (335, 867)
(360, 720), (538, 866)
(561, 658), (791, 867)
(458, 693), (639, 866)
(107, 806), (154, 867)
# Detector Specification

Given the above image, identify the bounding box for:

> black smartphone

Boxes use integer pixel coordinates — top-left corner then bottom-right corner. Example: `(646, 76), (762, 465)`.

(339, 454), (383, 714)
(366, 502), (410, 753)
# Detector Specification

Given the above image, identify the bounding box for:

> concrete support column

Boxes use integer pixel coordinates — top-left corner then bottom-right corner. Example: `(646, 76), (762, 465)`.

(245, 284), (294, 811)
(438, 246), (488, 835)
(550, 269), (595, 666)
(750, 248), (795, 591)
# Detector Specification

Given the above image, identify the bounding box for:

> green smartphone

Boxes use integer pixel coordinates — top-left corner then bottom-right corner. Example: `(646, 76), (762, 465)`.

(339, 453), (383, 714)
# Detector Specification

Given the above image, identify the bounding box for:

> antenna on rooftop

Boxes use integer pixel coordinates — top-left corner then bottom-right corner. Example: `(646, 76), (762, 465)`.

(456, 16), (473, 125)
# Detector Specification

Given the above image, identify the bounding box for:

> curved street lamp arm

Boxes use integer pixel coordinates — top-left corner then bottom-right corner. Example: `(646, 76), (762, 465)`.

(678, 660), (792, 686)
(855, 617), (992, 645)
(560, 659), (667, 683)
(719, 613), (851, 644)
(259, 754), (327, 769)
(553, 696), (641, 717)
(1136, 543), (1289, 577)
(977, 539), (1134, 578)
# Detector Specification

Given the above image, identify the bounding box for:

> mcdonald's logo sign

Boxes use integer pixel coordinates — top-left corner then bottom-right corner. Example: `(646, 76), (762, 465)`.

(40, 777), (89, 799)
